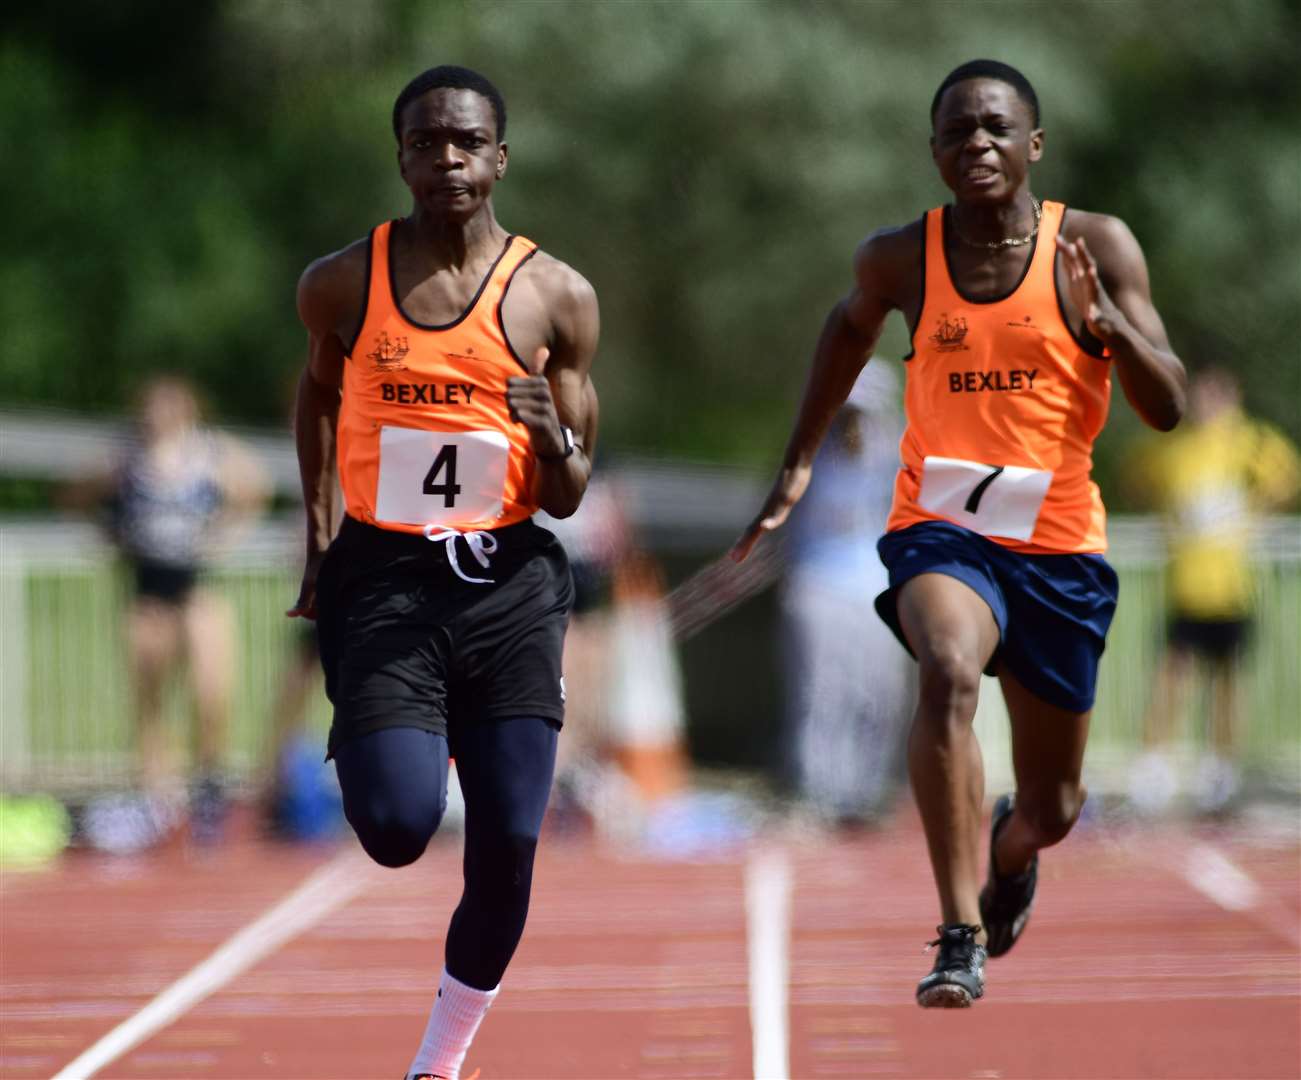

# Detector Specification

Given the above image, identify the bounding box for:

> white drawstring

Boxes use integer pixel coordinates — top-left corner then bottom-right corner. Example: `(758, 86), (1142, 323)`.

(422, 525), (499, 585)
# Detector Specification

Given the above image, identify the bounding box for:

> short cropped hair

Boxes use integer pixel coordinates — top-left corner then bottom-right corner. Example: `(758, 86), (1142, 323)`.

(931, 60), (1040, 128)
(392, 65), (507, 142)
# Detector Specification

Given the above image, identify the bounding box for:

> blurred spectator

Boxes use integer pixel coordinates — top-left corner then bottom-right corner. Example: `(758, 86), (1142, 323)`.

(780, 361), (916, 826)
(70, 376), (269, 850)
(261, 625), (345, 842)
(1128, 368), (1300, 816)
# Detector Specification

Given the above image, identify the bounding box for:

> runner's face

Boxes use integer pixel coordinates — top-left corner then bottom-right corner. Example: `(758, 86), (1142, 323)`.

(930, 79), (1042, 204)
(397, 88), (506, 222)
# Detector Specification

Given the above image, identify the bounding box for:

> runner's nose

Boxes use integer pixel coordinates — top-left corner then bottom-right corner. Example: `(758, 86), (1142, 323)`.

(963, 127), (994, 155)
(435, 141), (463, 169)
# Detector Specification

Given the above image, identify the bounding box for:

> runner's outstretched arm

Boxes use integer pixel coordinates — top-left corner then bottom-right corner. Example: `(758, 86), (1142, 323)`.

(288, 256), (349, 618)
(732, 233), (897, 561)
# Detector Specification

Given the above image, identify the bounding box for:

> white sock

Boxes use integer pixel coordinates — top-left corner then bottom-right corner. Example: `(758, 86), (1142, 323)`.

(406, 968), (499, 1080)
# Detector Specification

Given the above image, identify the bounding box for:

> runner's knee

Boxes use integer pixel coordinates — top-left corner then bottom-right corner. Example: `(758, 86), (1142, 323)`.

(333, 728), (450, 868)
(915, 644), (983, 722)
(1018, 784), (1084, 847)
(346, 795), (445, 868)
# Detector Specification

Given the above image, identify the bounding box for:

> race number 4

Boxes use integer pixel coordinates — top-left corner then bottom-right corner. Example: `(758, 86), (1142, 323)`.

(376, 426), (510, 526)
(917, 455), (1052, 541)
(422, 445), (461, 507)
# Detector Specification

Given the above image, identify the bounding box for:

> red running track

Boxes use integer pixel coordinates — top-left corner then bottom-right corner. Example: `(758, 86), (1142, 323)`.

(2, 806), (1297, 1079)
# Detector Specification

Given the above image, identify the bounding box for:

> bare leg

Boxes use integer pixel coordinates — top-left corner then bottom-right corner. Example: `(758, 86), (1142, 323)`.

(183, 588), (235, 776)
(1143, 644), (1193, 748)
(1207, 656), (1241, 759)
(270, 638), (319, 758)
(128, 599), (182, 797)
(992, 667), (1091, 878)
(897, 574), (1001, 937)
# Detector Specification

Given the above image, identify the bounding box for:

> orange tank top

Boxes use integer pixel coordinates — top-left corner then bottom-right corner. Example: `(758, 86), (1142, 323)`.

(886, 201), (1112, 554)
(337, 223), (541, 534)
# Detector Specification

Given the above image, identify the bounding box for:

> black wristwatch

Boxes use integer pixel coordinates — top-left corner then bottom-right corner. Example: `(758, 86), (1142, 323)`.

(539, 425), (575, 461)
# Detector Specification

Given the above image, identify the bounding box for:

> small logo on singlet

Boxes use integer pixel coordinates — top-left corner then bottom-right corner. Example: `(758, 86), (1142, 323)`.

(368, 331), (410, 372)
(931, 314), (970, 351)
(1006, 314), (1039, 330)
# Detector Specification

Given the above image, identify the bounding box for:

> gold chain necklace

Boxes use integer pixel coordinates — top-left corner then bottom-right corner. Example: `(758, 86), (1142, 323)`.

(952, 198), (1041, 251)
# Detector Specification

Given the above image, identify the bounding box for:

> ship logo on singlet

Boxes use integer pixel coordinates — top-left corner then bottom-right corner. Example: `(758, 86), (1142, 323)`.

(368, 331), (410, 372)
(931, 314), (970, 352)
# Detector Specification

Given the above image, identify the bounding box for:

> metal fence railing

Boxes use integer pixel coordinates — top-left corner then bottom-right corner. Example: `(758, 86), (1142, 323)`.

(975, 516), (1301, 797)
(2, 515), (1298, 796)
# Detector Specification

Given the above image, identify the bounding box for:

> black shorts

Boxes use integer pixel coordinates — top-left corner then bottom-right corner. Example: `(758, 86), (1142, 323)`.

(316, 516), (573, 757)
(131, 558), (199, 605)
(1168, 616), (1250, 661)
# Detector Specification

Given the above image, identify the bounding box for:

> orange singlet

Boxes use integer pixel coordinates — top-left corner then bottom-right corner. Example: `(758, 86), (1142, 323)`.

(337, 223), (540, 535)
(887, 200), (1112, 554)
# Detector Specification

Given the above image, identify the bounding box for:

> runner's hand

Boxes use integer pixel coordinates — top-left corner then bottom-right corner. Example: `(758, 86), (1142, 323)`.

(1058, 236), (1123, 342)
(731, 462), (812, 562)
(287, 551), (325, 620)
(507, 347), (569, 459)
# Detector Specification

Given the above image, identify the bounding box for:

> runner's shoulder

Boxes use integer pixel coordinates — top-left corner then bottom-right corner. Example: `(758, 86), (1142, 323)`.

(1059, 208), (1144, 266)
(854, 218), (925, 307)
(511, 249), (599, 347)
(514, 249), (598, 317)
(297, 236), (370, 333)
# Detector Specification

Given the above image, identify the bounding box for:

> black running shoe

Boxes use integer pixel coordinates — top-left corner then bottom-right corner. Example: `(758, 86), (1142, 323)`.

(979, 793), (1038, 958)
(916, 923), (986, 1008)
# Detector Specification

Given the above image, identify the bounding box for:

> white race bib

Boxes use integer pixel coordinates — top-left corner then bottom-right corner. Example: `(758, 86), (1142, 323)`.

(375, 426), (510, 526)
(917, 455), (1052, 541)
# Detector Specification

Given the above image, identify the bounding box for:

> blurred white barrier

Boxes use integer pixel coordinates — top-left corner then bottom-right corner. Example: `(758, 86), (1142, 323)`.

(1, 499), (1297, 796)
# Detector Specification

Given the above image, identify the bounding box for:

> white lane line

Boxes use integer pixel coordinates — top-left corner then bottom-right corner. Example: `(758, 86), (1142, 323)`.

(51, 848), (375, 1080)
(1103, 827), (1301, 949)
(1182, 842), (1261, 912)
(745, 845), (791, 1080)
(1179, 840), (1301, 948)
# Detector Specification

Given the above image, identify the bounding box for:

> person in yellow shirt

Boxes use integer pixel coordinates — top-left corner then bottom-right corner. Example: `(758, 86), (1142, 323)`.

(1129, 368), (1300, 815)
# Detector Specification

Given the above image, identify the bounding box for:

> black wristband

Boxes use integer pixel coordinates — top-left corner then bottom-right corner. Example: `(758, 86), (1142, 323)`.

(537, 425), (575, 461)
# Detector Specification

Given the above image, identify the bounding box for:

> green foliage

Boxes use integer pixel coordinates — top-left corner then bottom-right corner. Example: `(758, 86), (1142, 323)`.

(4, 0), (1298, 490)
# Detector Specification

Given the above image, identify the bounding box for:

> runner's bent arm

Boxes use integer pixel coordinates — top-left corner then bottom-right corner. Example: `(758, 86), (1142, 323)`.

(579, 378), (601, 462)
(732, 231), (900, 561)
(507, 267), (599, 519)
(1059, 215), (1186, 431)
(288, 254), (350, 618)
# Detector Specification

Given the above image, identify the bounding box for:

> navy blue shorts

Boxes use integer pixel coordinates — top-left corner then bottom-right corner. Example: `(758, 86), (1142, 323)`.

(874, 521), (1119, 713)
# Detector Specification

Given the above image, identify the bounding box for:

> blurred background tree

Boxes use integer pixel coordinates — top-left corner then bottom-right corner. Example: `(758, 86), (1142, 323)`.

(3, 0), (1298, 504)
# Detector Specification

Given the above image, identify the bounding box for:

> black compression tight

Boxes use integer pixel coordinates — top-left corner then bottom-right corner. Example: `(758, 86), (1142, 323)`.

(333, 718), (558, 990)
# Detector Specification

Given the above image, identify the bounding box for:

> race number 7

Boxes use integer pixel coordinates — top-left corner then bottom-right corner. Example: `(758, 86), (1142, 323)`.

(963, 465), (1005, 514)
(423, 445), (461, 507)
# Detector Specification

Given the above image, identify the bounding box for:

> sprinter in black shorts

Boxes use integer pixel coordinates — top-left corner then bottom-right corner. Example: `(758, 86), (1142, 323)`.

(289, 66), (599, 1080)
